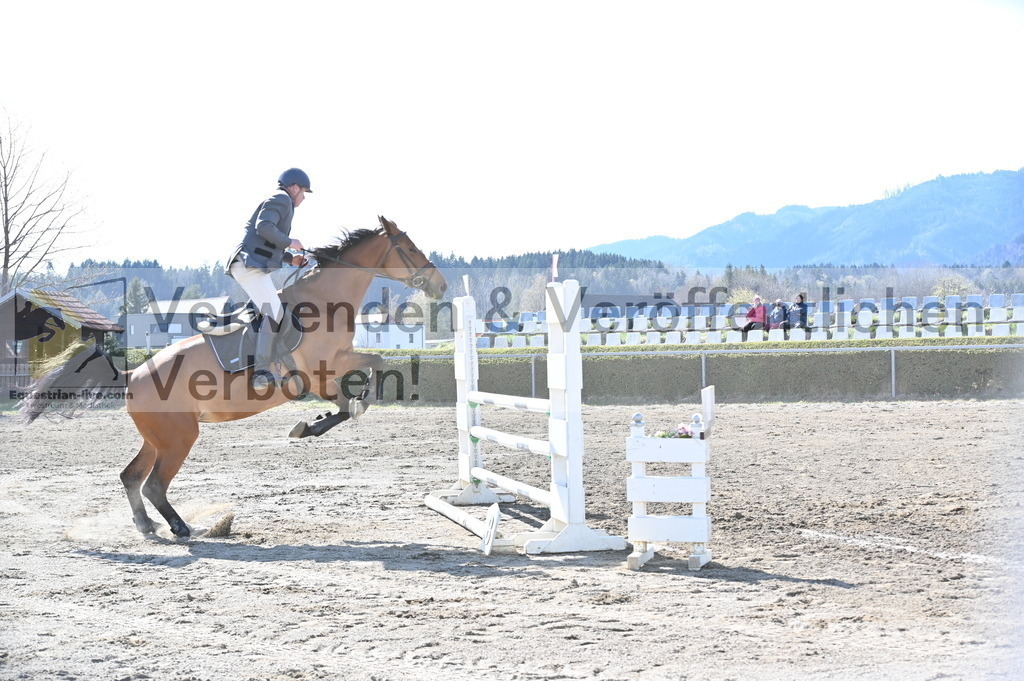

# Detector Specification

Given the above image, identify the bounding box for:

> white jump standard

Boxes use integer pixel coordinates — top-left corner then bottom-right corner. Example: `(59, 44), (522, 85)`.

(425, 279), (627, 554)
(626, 385), (716, 570)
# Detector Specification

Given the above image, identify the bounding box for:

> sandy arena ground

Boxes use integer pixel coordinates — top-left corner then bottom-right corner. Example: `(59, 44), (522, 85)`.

(1, 398), (1023, 681)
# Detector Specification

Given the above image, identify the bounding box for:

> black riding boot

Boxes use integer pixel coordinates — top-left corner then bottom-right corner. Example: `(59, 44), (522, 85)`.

(252, 326), (281, 391)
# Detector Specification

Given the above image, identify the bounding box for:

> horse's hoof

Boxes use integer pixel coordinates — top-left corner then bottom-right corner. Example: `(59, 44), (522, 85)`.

(170, 520), (191, 537)
(289, 421), (312, 439)
(349, 398), (368, 420)
(135, 517), (157, 534)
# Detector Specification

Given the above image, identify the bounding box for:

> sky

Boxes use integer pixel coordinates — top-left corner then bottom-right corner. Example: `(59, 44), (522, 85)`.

(2, 0), (1022, 271)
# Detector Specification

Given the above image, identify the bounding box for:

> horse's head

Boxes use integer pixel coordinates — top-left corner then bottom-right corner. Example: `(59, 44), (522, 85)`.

(311, 217), (447, 299)
(375, 216), (448, 299)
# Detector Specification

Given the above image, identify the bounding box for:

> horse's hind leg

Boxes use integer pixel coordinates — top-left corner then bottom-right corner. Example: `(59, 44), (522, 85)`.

(120, 441), (157, 534)
(141, 415), (200, 538)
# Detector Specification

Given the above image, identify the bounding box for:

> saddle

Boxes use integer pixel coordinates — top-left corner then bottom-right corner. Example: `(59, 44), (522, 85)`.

(196, 304), (260, 336)
(199, 305), (303, 374)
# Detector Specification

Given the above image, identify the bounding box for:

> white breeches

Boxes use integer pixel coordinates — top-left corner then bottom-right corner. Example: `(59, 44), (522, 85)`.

(229, 260), (284, 323)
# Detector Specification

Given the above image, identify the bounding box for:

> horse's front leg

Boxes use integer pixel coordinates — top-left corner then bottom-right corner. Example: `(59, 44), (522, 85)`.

(288, 352), (384, 439)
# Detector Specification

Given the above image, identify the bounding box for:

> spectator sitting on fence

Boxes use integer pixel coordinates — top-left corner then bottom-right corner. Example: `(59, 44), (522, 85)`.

(784, 293), (809, 331)
(741, 295), (767, 340)
(768, 299), (788, 329)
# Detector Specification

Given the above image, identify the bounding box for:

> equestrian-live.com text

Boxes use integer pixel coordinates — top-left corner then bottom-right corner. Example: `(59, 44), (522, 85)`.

(8, 389), (132, 401)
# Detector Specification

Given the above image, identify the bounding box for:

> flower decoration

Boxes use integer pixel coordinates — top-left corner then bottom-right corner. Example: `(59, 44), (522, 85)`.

(654, 422), (694, 439)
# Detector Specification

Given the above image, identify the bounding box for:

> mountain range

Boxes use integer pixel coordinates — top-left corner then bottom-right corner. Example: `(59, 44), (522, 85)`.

(589, 169), (1024, 268)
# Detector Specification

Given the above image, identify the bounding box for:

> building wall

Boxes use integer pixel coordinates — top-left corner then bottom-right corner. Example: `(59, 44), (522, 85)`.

(354, 323), (425, 350)
(125, 313), (199, 349)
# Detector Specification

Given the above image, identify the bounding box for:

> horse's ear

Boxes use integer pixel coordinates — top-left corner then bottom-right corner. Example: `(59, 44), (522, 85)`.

(378, 215), (397, 231)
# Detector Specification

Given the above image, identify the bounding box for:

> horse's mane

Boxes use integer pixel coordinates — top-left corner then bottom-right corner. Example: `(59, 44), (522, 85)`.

(309, 228), (382, 266)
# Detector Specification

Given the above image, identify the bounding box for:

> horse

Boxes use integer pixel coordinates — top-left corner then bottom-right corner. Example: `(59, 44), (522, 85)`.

(21, 216), (448, 538)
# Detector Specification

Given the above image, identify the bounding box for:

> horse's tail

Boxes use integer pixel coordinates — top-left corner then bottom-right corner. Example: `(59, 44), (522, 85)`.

(19, 342), (131, 424)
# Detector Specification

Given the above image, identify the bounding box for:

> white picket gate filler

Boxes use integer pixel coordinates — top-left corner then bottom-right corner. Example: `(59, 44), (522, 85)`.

(424, 279), (627, 555)
(625, 385), (716, 570)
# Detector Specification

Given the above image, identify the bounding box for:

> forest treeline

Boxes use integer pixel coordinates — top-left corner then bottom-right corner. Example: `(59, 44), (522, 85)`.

(41, 252), (1024, 325)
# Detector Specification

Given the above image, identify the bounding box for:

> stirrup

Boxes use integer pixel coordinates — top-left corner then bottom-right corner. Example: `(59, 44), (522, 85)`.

(252, 369), (281, 391)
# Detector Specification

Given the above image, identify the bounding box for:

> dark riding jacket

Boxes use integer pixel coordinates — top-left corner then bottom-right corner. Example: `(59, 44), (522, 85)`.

(226, 190), (295, 273)
(787, 301), (809, 328)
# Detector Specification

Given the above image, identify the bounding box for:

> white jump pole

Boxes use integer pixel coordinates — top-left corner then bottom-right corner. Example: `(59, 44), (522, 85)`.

(425, 279), (626, 554)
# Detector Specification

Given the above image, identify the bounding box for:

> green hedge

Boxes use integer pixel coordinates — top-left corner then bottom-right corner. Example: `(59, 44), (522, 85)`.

(374, 345), (1024, 404)
(580, 355), (703, 404)
(894, 348), (1024, 397)
(125, 348), (157, 370)
(6, 344), (1019, 412)
(704, 351), (893, 400)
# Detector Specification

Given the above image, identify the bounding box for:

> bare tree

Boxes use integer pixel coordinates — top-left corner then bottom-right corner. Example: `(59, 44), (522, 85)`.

(0, 113), (84, 295)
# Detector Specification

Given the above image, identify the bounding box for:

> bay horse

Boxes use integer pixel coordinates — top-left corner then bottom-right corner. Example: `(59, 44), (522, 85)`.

(21, 216), (447, 537)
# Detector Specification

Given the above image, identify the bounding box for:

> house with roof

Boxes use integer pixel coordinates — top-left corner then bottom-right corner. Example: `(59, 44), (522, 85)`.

(0, 287), (124, 390)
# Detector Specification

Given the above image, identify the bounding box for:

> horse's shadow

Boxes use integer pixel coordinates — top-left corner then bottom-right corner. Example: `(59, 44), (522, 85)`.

(74, 539), (551, 578)
(75, 541), (856, 589)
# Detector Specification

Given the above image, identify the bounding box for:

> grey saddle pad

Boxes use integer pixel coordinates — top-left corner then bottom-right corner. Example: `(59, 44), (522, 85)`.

(204, 311), (303, 373)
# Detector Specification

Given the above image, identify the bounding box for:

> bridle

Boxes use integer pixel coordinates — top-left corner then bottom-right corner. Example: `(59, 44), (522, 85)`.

(310, 228), (436, 290)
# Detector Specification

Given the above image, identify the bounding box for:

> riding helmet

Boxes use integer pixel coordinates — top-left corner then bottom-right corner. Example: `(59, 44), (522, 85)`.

(278, 168), (313, 192)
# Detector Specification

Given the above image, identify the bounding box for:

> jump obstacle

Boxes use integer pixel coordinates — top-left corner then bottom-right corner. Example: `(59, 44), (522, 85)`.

(625, 385), (716, 570)
(424, 279), (628, 554)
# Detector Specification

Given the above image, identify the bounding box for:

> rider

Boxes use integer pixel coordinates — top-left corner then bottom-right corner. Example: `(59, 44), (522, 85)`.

(226, 168), (312, 390)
